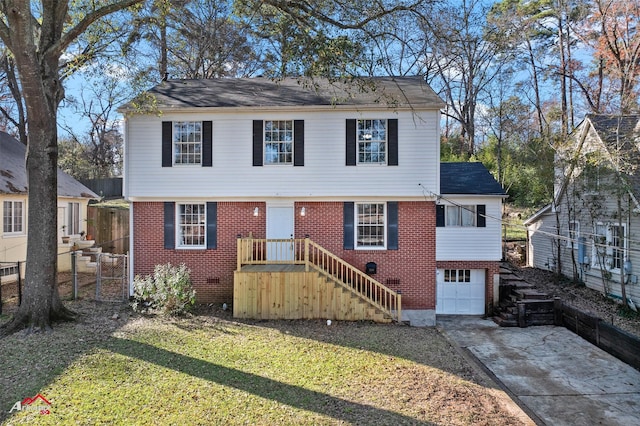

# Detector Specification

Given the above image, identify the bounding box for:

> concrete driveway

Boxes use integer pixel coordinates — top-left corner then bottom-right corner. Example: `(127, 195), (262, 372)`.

(437, 316), (640, 426)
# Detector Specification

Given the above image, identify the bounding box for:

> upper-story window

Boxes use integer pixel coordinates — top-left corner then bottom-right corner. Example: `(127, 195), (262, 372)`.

(356, 203), (386, 248)
(357, 119), (386, 164)
(3, 200), (24, 234)
(177, 203), (206, 248)
(446, 205), (476, 227)
(436, 204), (486, 228)
(174, 121), (202, 165)
(264, 120), (293, 165)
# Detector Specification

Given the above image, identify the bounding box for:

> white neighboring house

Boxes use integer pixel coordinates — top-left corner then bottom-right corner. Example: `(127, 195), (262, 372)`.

(0, 131), (98, 279)
(525, 114), (640, 305)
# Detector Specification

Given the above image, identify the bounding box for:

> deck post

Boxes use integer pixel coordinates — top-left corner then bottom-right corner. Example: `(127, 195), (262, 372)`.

(397, 291), (402, 322)
(304, 237), (310, 272)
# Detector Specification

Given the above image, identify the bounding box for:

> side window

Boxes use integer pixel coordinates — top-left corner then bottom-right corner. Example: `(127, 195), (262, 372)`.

(68, 202), (80, 234)
(436, 204), (485, 228)
(164, 202), (217, 250)
(2, 200), (24, 234)
(567, 221), (579, 248)
(445, 205), (476, 227)
(177, 203), (206, 248)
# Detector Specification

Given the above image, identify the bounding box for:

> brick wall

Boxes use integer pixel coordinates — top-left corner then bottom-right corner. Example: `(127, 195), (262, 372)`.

(133, 200), (437, 308)
(132, 202), (265, 304)
(295, 201), (437, 309)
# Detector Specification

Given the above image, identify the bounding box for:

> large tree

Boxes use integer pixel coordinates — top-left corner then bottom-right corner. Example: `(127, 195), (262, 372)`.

(0, 1), (143, 335)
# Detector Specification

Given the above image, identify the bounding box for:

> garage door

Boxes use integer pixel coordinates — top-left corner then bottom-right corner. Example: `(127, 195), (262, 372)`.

(436, 269), (485, 315)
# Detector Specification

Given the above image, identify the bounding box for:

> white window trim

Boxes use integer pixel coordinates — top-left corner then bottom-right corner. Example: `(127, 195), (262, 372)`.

(173, 121), (203, 166)
(2, 199), (25, 236)
(357, 119), (388, 165)
(591, 221), (627, 272)
(566, 220), (579, 248)
(176, 203), (206, 250)
(264, 119), (293, 166)
(355, 202), (387, 250)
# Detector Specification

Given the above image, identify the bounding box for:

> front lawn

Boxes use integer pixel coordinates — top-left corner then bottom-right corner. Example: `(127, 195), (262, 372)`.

(0, 301), (525, 425)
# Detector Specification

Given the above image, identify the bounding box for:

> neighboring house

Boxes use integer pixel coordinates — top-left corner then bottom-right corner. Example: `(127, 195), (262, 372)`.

(121, 76), (504, 325)
(525, 114), (640, 305)
(0, 131), (98, 276)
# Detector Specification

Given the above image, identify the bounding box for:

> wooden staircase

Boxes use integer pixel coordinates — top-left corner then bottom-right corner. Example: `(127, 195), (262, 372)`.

(494, 263), (555, 327)
(234, 237), (400, 323)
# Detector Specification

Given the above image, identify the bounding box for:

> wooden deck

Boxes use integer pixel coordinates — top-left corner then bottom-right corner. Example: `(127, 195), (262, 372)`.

(240, 264), (307, 273)
(233, 238), (400, 323)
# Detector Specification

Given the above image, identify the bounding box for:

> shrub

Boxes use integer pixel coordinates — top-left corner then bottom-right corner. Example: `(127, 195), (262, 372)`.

(131, 263), (196, 316)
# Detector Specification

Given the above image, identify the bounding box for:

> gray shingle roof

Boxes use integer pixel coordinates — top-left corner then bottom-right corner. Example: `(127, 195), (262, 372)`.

(0, 132), (98, 198)
(120, 76), (445, 111)
(440, 162), (506, 195)
(585, 114), (640, 202)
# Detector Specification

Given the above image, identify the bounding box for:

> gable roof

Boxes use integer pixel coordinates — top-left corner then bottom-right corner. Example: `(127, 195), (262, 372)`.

(120, 76), (445, 112)
(566, 114), (640, 210)
(0, 132), (98, 198)
(440, 162), (506, 195)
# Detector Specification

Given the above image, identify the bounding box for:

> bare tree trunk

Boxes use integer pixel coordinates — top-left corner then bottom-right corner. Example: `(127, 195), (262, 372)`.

(0, 2), (74, 334)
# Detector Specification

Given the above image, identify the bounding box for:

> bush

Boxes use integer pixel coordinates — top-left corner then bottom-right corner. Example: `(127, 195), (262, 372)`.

(131, 263), (196, 316)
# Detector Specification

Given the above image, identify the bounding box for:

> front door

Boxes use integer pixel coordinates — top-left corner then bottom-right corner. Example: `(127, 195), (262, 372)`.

(266, 204), (295, 261)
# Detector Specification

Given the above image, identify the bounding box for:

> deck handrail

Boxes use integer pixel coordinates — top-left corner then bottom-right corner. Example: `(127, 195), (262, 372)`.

(237, 237), (401, 321)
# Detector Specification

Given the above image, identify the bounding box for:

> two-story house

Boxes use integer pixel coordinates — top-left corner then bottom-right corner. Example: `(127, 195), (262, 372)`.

(121, 77), (504, 326)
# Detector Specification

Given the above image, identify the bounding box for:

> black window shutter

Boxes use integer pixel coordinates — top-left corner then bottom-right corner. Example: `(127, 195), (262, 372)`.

(162, 121), (172, 167)
(164, 202), (175, 249)
(388, 119), (398, 166)
(253, 120), (263, 166)
(387, 202), (398, 250)
(294, 120), (304, 166)
(346, 119), (356, 166)
(477, 204), (486, 227)
(436, 205), (445, 227)
(343, 202), (354, 249)
(206, 202), (217, 249)
(202, 121), (212, 167)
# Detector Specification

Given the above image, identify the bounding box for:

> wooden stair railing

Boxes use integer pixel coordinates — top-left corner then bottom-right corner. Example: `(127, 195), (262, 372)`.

(237, 237), (401, 321)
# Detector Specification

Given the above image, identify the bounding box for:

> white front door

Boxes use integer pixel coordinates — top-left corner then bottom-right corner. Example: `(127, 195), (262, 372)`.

(266, 204), (295, 261)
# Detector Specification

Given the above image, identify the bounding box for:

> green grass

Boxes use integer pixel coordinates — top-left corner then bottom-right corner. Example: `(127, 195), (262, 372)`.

(0, 304), (523, 425)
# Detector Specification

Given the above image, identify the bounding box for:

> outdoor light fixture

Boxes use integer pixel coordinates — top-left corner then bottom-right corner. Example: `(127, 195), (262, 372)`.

(253, 207), (259, 217)
(300, 207), (306, 217)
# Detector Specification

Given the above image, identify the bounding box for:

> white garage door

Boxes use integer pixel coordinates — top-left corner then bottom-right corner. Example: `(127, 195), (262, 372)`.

(436, 269), (485, 315)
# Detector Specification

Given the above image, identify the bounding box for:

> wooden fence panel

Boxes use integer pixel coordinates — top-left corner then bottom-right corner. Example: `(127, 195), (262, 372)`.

(87, 205), (129, 254)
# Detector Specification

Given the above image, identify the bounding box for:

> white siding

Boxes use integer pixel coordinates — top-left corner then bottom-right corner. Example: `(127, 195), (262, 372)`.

(436, 197), (503, 261)
(124, 109), (440, 200)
